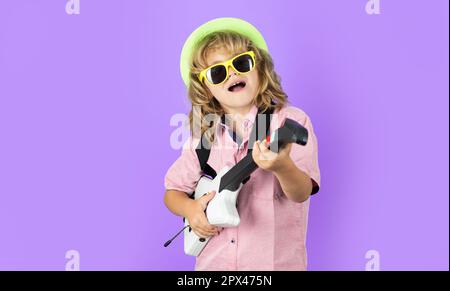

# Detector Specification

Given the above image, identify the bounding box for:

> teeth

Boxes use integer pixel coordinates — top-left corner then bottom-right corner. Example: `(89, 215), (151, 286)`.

(228, 81), (245, 92)
(230, 81), (242, 87)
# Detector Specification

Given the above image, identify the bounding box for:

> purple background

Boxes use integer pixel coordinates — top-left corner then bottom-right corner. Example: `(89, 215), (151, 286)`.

(0, 0), (448, 270)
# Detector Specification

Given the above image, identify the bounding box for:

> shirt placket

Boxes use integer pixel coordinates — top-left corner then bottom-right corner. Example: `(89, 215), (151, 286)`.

(232, 123), (253, 270)
(219, 117), (254, 270)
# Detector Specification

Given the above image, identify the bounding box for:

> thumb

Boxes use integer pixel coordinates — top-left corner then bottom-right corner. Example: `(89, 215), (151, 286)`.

(201, 190), (216, 203)
(280, 142), (293, 154)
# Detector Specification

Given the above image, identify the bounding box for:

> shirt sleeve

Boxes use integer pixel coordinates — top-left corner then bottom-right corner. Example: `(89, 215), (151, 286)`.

(164, 136), (202, 194)
(279, 106), (321, 195)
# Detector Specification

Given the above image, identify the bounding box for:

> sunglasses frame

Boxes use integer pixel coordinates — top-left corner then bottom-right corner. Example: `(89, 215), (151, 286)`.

(198, 51), (256, 86)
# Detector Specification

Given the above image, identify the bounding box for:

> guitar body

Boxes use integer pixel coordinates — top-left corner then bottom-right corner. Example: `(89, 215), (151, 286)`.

(184, 166), (243, 256)
(180, 118), (308, 257)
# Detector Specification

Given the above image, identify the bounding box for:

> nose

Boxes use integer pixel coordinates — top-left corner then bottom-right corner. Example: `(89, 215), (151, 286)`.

(228, 65), (238, 77)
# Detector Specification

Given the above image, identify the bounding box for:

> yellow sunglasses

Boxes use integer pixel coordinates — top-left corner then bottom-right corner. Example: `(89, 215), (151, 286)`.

(198, 51), (256, 86)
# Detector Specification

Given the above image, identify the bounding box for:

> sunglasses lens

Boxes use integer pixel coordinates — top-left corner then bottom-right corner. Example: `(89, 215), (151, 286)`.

(233, 54), (254, 73)
(206, 65), (227, 85)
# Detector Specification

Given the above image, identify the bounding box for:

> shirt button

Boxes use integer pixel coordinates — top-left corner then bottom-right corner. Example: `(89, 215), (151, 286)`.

(231, 239), (236, 244)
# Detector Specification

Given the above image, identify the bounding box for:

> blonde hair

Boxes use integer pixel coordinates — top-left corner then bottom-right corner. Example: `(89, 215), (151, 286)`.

(187, 31), (288, 142)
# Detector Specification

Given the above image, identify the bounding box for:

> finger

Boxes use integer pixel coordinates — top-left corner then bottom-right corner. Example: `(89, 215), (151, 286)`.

(198, 226), (215, 237)
(263, 139), (271, 149)
(261, 149), (279, 162)
(280, 143), (293, 154)
(258, 140), (270, 154)
(256, 141), (271, 160)
(193, 229), (209, 238)
(252, 141), (261, 162)
(201, 221), (219, 232)
(252, 141), (260, 155)
(199, 226), (217, 237)
(201, 190), (216, 203)
(205, 229), (219, 236)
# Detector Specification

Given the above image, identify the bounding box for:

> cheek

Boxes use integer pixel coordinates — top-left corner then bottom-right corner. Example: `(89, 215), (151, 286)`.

(206, 84), (227, 100)
(248, 71), (260, 91)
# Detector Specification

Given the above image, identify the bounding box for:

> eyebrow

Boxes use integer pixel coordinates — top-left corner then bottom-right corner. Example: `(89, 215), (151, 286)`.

(207, 51), (241, 67)
(208, 56), (229, 67)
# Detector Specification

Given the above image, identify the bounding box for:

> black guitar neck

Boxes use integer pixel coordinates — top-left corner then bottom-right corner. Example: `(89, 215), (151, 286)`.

(218, 118), (308, 192)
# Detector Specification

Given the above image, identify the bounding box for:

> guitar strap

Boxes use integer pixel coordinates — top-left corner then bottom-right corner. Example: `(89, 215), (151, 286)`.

(195, 103), (275, 181)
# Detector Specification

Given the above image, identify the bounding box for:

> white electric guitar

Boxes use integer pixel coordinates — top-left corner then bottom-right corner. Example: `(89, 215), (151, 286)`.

(164, 118), (308, 256)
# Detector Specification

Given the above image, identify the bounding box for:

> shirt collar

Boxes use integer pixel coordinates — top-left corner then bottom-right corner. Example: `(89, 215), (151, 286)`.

(219, 104), (259, 131)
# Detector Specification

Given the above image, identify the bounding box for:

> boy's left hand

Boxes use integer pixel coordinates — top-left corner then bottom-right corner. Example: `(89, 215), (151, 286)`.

(252, 139), (293, 173)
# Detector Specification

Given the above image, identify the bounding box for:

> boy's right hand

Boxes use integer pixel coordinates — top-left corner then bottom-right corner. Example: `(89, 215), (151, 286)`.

(186, 191), (220, 238)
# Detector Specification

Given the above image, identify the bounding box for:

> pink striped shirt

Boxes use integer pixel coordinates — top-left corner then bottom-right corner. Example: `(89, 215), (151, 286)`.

(165, 104), (321, 270)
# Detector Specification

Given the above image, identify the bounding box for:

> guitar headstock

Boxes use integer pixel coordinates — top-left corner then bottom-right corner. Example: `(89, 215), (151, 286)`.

(268, 118), (308, 153)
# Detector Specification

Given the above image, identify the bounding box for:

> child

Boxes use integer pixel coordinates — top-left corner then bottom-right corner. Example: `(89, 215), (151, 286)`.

(164, 18), (320, 271)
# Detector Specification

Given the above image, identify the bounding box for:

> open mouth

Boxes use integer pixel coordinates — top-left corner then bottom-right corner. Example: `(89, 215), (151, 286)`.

(228, 81), (246, 92)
